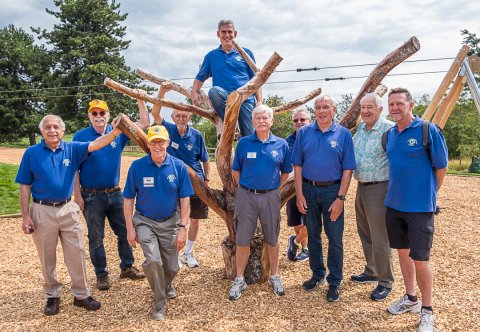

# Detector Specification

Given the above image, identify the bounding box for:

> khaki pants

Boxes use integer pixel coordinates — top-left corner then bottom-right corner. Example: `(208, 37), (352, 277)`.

(133, 213), (180, 312)
(31, 201), (90, 299)
(355, 182), (394, 288)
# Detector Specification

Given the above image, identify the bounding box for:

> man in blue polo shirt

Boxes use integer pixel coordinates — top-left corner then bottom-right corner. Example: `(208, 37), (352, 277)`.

(16, 114), (123, 316)
(73, 98), (149, 290)
(144, 97), (210, 268)
(124, 125), (194, 320)
(228, 105), (292, 300)
(384, 88), (448, 332)
(191, 19), (262, 137)
(293, 95), (356, 302)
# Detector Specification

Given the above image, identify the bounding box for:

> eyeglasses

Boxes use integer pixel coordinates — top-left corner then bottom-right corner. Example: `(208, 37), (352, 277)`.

(149, 140), (167, 146)
(293, 118), (308, 123)
(91, 111), (106, 117)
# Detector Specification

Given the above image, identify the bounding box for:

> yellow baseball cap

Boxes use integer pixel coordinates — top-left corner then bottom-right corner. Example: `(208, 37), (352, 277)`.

(88, 99), (109, 113)
(147, 125), (169, 142)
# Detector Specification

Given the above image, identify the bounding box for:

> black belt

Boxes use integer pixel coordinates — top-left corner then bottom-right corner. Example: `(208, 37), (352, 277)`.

(33, 197), (71, 207)
(81, 186), (121, 194)
(137, 212), (176, 223)
(303, 178), (341, 187)
(358, 180), (388, 186)
(240, 185), (275, 195)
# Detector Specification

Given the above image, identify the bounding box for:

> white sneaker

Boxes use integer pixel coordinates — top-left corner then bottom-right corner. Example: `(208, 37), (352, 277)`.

(228, 277), (247, 300)
(417, 308), (434, 332)
(387, 294), (421, 315)
(268, 275), (286, 296)
(178, 258), (183, 269)
(181, 252), (199, 268)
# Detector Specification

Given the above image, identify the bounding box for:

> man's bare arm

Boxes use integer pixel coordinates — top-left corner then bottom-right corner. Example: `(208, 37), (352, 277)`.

(435, 167), (448, 191)
(20, 185), (34, 234)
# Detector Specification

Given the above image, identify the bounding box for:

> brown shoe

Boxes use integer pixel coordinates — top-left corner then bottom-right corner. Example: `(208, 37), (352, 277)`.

(120, 266), (145, 280)
(44, 297), (60, 316)
(73, 296), (101, 311)
(96, 275), (110, 290)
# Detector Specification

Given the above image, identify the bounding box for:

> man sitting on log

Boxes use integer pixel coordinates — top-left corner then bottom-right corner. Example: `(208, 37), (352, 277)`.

(293, 95), (356, 302)
(123, 125), (193, 321)
(140, 98), (211, 268)
(285, 108), (311, 262)
(191, 19), (262, 137)
(229, 105), (292, 300)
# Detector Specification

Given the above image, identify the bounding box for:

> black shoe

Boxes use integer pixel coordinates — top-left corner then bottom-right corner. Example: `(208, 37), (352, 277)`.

(287, 235), (299, 261)
(351, 273), (377, 284)
(326, 285), (340, 302)
(370, 285), (392, 302)
(302, 275), (325, 291)
(73, 296), (101, 311)
(44, 297), (60, 316)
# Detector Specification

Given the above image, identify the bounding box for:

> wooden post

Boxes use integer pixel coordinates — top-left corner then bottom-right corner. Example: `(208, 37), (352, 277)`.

(438, 75), (468, 129)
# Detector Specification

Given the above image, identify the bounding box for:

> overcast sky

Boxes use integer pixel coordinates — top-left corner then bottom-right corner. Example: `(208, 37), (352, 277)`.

(1, 0), (479, 109)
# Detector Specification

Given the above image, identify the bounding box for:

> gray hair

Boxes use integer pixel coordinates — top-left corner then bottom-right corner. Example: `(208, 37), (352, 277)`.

(360, 93), (383, 108)
(252, 105), (273, 119)
(315, 95), (336, 108)
(39, 114), (65, 131)
(218, 19), (235, 31)
(292, 108), (310, 119)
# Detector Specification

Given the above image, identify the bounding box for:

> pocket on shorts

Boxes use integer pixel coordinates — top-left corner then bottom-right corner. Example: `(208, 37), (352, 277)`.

(421, 223), (435, 248)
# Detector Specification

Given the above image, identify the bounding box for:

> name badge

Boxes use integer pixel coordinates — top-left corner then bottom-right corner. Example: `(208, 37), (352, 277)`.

(143, 177), (154, 187)
(171, 142), (179, 149)
(247, 152), (257, 158)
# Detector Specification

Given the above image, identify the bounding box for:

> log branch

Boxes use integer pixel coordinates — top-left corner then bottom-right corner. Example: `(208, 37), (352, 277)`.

(339, 36), (421, 129)
(115, 113), (149, 153)
(273, 88), (322, 114)
(232, 40), (260, 73)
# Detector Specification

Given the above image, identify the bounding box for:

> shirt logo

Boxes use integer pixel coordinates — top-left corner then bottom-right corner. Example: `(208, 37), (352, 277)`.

(143, 177), (154, 187)
(330, 140), (338, 148)
(247, 152), (257, 159)
(63, 159), (71, 167)
(111, 141), (117, 148)
(167, 174), (176, 182)
(271, 150), (279, 158)
(407, 138), (418, 146)
(235, 55), (242, 61)
(186, 144), (193, 151)
(171, 142), (179, 149)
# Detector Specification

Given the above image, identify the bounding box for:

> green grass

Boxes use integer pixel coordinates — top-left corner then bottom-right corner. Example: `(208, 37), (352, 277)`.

(0, 163), (20, 215)
(0, 134), (74, 148)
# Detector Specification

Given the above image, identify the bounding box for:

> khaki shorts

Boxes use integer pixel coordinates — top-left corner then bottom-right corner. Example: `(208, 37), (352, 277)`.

(234, 187), (281, 246)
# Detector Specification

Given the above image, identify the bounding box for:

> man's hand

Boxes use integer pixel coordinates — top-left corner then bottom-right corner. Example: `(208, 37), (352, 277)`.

(127, 227), (138, 248)
(191, 90), (203, 107)
(74, 195), (84, 211)
(22, 215), (34, 235)
(328, 199), (344, 222)
(176, 227), (187, 251)
(296, 194), (308, 214)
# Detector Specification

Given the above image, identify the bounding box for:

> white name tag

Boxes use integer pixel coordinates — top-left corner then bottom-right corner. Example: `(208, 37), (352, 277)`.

(143, 177), (154, 187)
(247, 152), (257, 158)
(171, 142), (179, 149)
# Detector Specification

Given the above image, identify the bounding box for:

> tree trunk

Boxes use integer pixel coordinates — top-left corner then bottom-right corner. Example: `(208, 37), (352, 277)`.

(27, 132), (36, 146)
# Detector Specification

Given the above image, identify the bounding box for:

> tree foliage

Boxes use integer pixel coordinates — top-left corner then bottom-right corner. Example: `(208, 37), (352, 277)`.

(34, 0), (141, 132)
(0, 25), (51, 144)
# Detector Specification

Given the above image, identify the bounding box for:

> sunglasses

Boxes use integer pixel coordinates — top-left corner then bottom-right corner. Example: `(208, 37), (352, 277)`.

(293, 118), (308, 123)
(91, 111), (106, 117)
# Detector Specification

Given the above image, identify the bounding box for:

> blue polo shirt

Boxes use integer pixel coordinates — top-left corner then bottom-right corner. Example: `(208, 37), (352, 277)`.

(16, 140), (90, 201)
(162, 120), (209, 180)
(73, 124), (129, 189)
(233, 132), (292, 190)
(384, 116), (448, 212)
(292, 121), (356, 182)
(195, 45), (256, 104)
(123, 154), (194, 220)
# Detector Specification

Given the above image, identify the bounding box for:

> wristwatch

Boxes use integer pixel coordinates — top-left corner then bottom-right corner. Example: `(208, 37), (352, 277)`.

(337, 194), (346, 201)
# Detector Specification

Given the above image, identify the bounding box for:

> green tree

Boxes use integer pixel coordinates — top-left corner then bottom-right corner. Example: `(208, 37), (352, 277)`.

(335, 93), (353, 122)
(0, 25), (51, 144)
(34, 0), (141, 132)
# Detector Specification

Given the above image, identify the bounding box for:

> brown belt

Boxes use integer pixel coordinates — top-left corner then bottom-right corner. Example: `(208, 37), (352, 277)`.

(358, 180), (388, 186)
(33, 197), (71, 207)
(303, 178), (341, 187)
(81, 186), (121, 194)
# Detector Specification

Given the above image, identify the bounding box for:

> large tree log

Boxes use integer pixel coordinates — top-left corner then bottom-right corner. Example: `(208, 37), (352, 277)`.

(339, 36), (421, 129)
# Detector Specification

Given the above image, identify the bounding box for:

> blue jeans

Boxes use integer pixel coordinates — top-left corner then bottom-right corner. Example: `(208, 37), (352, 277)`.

(303, 182), (344, 286)
(208, 86), (255, 137)
(82, 190), (134, 277)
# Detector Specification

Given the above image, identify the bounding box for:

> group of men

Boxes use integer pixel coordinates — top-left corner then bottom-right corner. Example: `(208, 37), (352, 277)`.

(16, 18), (448, 332)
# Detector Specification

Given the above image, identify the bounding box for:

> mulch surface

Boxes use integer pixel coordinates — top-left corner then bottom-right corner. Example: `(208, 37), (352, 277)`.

(0, 147), (478, 331)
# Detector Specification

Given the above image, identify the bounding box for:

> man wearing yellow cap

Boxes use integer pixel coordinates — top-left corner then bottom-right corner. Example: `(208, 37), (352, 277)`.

(123, 125), (193, 320)
(73, 98), (149, 290)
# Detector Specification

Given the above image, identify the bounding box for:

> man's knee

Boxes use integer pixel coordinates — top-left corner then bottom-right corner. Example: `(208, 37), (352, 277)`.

(208, 86), (228, 100)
